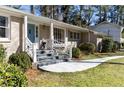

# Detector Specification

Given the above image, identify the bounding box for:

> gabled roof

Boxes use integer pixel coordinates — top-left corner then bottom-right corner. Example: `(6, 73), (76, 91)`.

(90, 21), (123, 30)
(0, 6), (106, 36)
(0, 6), (89, 32)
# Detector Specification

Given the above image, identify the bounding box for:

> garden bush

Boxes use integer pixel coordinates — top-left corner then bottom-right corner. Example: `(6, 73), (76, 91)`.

(112, 41), (120, 52)
(0, 63), (28, 87)
(102, 37), (114, 52)
(79, 42), (95, 54)
(72, 47), (80, 58)
(8, 52), (32, 72)
(121, 43), (124, 48)
(0, 44), (6, 63)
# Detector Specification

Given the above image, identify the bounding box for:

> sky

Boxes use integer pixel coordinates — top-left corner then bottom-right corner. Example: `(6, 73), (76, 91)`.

(18, 5), (99, 26)
(20, 5), (41, 16)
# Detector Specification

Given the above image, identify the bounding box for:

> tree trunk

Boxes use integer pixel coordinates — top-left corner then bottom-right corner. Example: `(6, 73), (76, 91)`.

(30, 5), (35, 14)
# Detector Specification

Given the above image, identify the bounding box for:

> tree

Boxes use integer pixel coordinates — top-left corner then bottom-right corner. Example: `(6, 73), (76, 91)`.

(117, 6), (124, 25)
(30, 5), (35, 14)
(35, 5), (59, 19)
(83, 5), (95, 26)
(61, 5), (71, 23)
(8, 5), (124, 27)
(95, 5), (109, 24)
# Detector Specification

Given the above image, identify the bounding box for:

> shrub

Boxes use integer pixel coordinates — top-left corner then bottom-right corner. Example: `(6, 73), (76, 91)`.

(72, 48), (80, 58)
(79, 42), (95, 54)
(0, 44), (6, 63)
(102, 37), (114, 52)
(97, 42), (102, 52)
(122, 43), (124, 48)
(0, 63), (28, 87)
(8, 52), (32, 72)
(112, 41), (120, 52)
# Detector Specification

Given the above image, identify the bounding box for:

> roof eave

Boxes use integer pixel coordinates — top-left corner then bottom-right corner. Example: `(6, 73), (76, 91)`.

(0, 6), (89, 32)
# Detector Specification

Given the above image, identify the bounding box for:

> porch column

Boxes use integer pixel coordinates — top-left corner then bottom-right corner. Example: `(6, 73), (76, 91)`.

(23, 16), (28, 51)
(64, 28), (68, 47)
(33, 43), (37, 63)
(50, 22), (54, 49)
(69, 46), (72, 59)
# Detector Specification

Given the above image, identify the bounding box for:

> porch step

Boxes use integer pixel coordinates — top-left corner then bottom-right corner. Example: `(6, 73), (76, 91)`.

(37, 56), (54, 61)
(37, 59), (64, 66)
(36, 49), (54, 54)
(36, 49), (55, 62)
(37, 55), (70, 66)
(36, 48), (71, 66)
(36, 53), (54, 56)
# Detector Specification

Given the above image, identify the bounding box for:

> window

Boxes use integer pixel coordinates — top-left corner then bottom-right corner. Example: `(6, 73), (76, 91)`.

(77, 33), (80, 39)
(36, 26), (38, 37)
(0, 28), (6, 37)
(74, 32), (77, 39)
(54, 27), (64, 42)
(0, 15), (9, 39)
(69, 31), (80, 40)
(70, 32), (73, 39)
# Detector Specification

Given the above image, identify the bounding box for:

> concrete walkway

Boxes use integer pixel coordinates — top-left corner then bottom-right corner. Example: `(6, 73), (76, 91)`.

(39, 56), (124, 73)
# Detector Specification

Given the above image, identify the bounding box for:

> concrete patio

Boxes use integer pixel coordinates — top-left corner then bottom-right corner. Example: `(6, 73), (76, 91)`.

(39, 56), (124, 73)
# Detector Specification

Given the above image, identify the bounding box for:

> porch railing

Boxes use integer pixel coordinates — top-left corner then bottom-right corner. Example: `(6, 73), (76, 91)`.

(25, 38), (73, 62)
(54, 39), (65, 44)
(41, 39), (65, 50)
(25, 38), (34, 58)
(53, 39), (65, 48)
(25, 38), (66, 58)
(25, 38), (38, 62)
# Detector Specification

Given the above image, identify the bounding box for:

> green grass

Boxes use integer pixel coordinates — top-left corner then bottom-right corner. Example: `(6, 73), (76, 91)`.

(108, 57), (124, 62)
(27, 57), (124, 87)
(80, 51), (124, 60)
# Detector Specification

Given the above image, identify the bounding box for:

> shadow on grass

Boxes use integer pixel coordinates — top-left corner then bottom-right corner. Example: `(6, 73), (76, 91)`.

(105, 62), (124, 65)
(76, 61), (124, 65)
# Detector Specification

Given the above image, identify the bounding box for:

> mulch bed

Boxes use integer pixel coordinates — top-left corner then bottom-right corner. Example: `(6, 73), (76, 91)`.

(25, 68), (40, 80)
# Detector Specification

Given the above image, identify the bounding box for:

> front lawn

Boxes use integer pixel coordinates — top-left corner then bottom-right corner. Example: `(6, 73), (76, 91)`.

(108, 57), (124, 62)
(80, 51), (124, 60)
(26, 57), (124, 87)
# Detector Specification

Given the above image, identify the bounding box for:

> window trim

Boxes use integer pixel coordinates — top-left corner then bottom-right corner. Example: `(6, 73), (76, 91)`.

(0, 13), (10, 42)
(53, 27), (65, 42)
(69, 31), (80, 41)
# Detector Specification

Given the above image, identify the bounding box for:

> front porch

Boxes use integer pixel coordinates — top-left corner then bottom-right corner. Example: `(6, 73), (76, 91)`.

(26, 23), (67, 50)
(24, 16), (73, 63)
(23, 16), (92, 63)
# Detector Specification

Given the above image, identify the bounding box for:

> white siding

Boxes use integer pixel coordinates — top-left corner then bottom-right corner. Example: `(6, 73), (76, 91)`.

(92, 24), (121, 43)
(0, 16), (23, 58)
